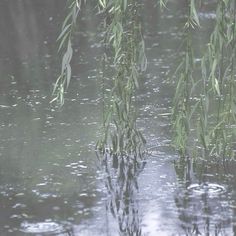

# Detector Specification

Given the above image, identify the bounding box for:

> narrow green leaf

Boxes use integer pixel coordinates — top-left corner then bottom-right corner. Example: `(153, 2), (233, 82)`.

(58, 33), (69, 52)
(57, 24), (72, 41)
(66, 64), (72, 89)
(214, 78), (220, 95)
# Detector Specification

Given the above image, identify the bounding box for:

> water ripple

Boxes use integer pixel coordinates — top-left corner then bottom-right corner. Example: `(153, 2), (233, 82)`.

(20, 221), (72, 235)
(187, 183), (226, 196)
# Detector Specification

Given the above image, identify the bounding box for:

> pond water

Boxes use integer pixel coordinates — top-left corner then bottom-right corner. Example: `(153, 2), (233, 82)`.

(0, 0), (236, 235)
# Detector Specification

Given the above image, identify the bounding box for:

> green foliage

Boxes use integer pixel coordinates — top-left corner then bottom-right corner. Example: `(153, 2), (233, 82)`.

(158, 0), (168, 10)
(171, 0), (200, 156)
(195, 0), (236, 159)
(96, 0), (147, 158)
(51, 0), (83, 106)
(54, 0), (236, 160)
(172, 0), (236, 159)
(52, 0), (147, 158)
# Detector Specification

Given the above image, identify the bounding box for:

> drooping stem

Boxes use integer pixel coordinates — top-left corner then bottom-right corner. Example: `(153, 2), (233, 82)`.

(51, 0), (83, 106)
(96, 0), (146, 158)
(171, 0), (200, 156)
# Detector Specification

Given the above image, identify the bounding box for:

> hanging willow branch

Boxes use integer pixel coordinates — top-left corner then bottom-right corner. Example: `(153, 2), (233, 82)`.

(171, 0), (200, 156)
(158, 0), (168, 10)
(51, 0), (84, 106)
(171, 0), (236, 159)
(196, 0), (236, 159)
(96, 0), (147, 158)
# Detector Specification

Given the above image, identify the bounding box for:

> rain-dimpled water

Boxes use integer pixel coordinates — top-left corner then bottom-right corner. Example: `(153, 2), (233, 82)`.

(0, 1), (235, 235)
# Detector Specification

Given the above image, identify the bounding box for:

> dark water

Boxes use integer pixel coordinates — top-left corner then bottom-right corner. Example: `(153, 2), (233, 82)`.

(0, 0), (236, 235)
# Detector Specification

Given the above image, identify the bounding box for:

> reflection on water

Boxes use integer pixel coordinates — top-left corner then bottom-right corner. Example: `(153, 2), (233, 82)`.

(100, 152), (146, 235)
(0, 1), (102, 235)
(20, 221), (73, 235)
(0, 0), (236, 235)
(174, 156), (236, 235)
(176, 192), (231, 235)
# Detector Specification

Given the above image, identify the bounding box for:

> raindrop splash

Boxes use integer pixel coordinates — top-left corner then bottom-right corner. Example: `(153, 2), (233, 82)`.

(20, 221), (72, 235)
(187, 183), (226, 196)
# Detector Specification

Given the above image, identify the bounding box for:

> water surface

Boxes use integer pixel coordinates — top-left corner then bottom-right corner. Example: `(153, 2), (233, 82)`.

(0, 1), (236, 235)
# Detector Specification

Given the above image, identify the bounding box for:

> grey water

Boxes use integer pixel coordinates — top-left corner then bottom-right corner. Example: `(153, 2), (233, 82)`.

(0, 0), (236, 235)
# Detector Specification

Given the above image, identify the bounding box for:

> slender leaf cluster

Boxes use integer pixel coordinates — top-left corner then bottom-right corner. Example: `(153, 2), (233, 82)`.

(172, 0), (200, 156)
(51, 0), (83, 106)
(172, 0), (236, 159)
(96, 0), (147, 158)
(54, 0), (236, 160)
(198, 0), (236, 158)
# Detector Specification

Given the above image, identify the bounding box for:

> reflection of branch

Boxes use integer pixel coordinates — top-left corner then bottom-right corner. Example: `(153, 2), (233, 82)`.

(174, 157), (229, 236)
(176, 192), (226, 236)
(100, 152), (145, 235)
